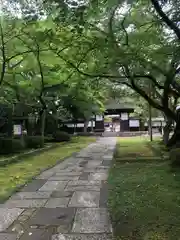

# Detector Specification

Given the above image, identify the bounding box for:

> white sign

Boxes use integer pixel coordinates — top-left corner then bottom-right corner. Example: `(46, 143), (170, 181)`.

(121, 113), (128, 120)
(96, 115), (103, 121)
(13, 125), (22, 135)
(129, 120), (140, 127)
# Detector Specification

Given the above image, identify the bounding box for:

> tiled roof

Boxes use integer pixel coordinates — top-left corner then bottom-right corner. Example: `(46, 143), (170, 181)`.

(105, 99), (134, 110)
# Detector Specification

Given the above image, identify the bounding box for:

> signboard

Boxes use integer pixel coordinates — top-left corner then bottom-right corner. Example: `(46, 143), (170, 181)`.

(13, 125), (22, 135)
(129, 120), (140, 127)
(96, 115), (103, 121)
(121, 113), (128, 120)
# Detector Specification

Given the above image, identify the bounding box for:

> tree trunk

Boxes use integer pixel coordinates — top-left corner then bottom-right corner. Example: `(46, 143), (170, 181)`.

(73, 123), (77, 135)
(7, 107), (13, 137)
(163, 118), (172, 145)
(40, 109), (46, 137)
(91, 120), (94, 132)
(163, 125), (171, 145)
(52, 108), (58, 132)
(148, 103), (153, 141)
(84, 119), (89, 133)
(167, 110), (180, 148)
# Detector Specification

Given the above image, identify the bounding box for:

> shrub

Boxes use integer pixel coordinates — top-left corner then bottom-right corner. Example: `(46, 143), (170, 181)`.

(44, 135), (54, 143)
(76, 132), (94, 136)
(25, 136), (44, 149)
(53, 131), (71, 142)
(0, 138), (25, 154)
(169, 148), (180, 166)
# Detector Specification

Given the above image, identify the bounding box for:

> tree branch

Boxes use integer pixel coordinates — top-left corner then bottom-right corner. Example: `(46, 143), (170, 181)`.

(0, 21), (6, 86)
(121, 16), (129, 46)
(151, 0), (180, 40)
(57, 53), (124, 79)
(124, 66), (176, 120)
(36, 43), (46, 110)
(7, 48), (50, 62)
(8, 58), (24, 69)
(108, 4), (119, 44)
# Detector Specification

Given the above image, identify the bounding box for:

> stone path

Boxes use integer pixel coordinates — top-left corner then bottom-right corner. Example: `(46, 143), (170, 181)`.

(0, 137), (117, 240)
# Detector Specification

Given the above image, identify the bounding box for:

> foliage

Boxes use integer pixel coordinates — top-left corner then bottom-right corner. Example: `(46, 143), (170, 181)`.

(1, 0), (180, 144)
(52, 131), (71, 142)
(0, 138), (24, 154)
(129, 94), (163, 120)
(25, 135), (44, 149)
(39, 0), (180, 124)
(0, 12), (108, 136)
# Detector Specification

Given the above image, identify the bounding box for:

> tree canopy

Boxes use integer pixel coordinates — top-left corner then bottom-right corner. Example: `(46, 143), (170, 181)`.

(1, 0), (180, 142)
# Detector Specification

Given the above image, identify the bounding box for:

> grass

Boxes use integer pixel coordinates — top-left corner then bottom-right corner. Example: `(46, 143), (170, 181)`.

(0, 136), (96, 202)
(115, 137), (159, 160)
(148, 139), (168, 158)
(108, 137), (180, 240)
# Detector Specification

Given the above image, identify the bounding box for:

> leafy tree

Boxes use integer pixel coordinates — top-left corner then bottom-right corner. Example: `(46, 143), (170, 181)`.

(6, 0), (180, 145)
(0, 3), (109, 137)
(45, 0), (180, 145)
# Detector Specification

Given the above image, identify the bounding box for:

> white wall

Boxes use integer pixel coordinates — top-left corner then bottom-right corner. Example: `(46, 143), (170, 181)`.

(66, 121), (95, 128)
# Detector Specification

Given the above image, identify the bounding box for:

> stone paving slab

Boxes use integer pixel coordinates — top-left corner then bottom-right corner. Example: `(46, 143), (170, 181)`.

(20, 228), (55, 240)
(67, 180), (101, 186)
(51, 191), (73, 198)
(0, 137), (116, 239)
(93, 169), (108, 174)
(63, 167), (83, 172)
(72, 208), (112, 233)
(4, 199), (47, 208)
(78, 160), (88, 167)
(89, 172), (108, 181)
(20, 229), (46, 240)
(28, 207), (76, 229)
(79, 172), (90, 180)
(45, 198), (70, 208)
(99, 182), (109, 208)
(39, 181), (67, 191)
(10, 221), (28, 238)
(0, 208), (24, 231)
(0, 233), (17, 240)
(65, 185), (100, 192)
(52, 233), (113, 240)
(49, 176), (79, 181)
(85, 161), (102, 168)
(10, 192), (51, 200)
(21, 180), (47, 192)
(96, 166), (110, 170)
(55, 172), (82, 176)
(68, 191), (100, 208)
